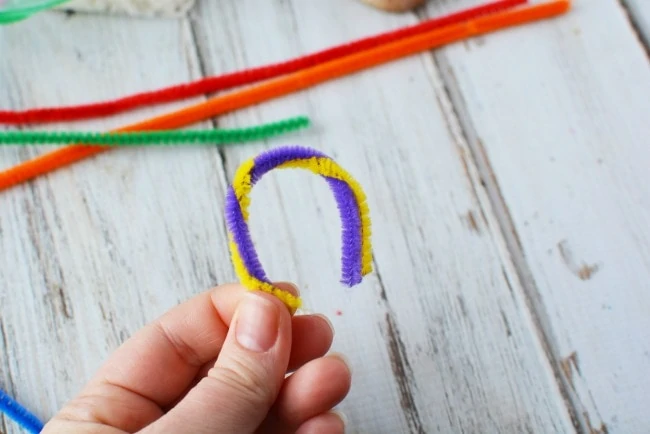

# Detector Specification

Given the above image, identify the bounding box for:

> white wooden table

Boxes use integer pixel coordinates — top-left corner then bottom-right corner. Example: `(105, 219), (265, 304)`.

(1, 0), (649, 432)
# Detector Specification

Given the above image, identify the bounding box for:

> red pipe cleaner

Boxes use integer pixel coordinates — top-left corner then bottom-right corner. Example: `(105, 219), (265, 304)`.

(0, 0), (526, 125)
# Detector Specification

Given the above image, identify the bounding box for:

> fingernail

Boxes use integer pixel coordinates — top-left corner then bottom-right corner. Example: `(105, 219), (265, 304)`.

(329, 352), (352, 376)
(314, 314), (335, 336)
(235, 293), (280, 352)
(332, 410), (348, 429)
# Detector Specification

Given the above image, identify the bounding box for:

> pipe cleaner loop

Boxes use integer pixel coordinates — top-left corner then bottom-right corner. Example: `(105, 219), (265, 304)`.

(225, 146), (372, 312)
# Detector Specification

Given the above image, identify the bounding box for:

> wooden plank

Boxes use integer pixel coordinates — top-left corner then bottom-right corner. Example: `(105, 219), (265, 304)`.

(0, 10), (234, 433)
(190, 0), (574, 432)
(425, 0), (650, 432)
(622, 0), (650, 49)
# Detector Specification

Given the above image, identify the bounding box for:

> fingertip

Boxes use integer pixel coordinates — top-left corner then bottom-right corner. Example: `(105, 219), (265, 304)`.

(313, 314), (334, 336)
(327, 353), (353, 378)
(288, 315), (335, 371)
(323, 353), (353, 401)
(296, 411), (346, 434)
(269, 354), (353, 430)
(331, 411), (348, 429)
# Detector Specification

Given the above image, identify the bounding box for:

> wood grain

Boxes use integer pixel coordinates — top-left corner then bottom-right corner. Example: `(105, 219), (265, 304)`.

(191, 0), (573, 432)
(426, 0), (650, 432)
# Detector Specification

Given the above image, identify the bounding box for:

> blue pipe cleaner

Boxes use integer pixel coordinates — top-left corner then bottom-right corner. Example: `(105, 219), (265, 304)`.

(0, 387), (44, 433)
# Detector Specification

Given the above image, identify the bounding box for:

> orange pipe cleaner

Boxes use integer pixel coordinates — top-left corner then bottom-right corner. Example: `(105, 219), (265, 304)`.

(0, 0), (570, 192)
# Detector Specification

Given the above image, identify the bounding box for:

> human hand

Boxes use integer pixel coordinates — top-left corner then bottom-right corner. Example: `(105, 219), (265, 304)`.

(42, 282), (351, 433)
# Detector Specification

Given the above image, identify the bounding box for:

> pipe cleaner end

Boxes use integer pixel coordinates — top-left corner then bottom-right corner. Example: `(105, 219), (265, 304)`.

(259, 284), (302, 313)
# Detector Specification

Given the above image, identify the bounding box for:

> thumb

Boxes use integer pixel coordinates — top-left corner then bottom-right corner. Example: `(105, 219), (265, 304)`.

(143, 291), (292, 434)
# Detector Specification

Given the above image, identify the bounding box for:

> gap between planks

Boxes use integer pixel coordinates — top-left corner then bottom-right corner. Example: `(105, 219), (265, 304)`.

(186, 10), (232, 243)
(423, 0), (650, 432)
(617, 0), (650, 55)
(426, 44), (582, 431)
(415, 1), (585, 431)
